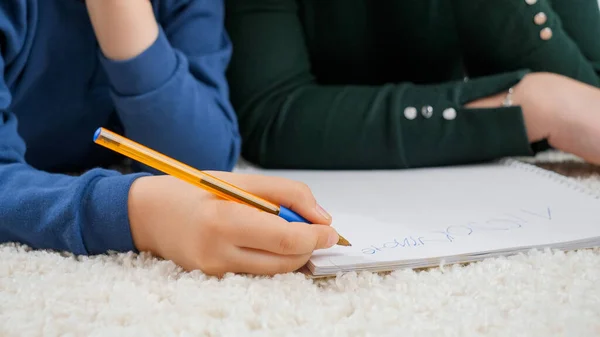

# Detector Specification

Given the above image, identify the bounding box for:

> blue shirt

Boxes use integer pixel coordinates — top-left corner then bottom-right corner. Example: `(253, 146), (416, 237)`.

(0, 0), (241, 255)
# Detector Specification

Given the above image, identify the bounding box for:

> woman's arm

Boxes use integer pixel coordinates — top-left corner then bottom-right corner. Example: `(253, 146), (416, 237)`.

(549, 0), (600, 76)
(225, 0), (535, 169)
(87, 0), (241, 172)
(452, 0), (600, 87)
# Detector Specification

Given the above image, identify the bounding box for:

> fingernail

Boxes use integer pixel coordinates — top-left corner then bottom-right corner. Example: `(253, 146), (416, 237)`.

(327, 232), (339, 247)
(316, 204), (331, 220)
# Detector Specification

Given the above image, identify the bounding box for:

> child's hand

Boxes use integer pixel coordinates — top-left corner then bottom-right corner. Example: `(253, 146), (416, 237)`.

(127, 172), (338, 276)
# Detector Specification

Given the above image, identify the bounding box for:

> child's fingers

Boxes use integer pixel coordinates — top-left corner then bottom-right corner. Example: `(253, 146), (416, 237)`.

(221, 202), (338, 255)
(229, 246), (313, 275)
(206, 171), (332, 225)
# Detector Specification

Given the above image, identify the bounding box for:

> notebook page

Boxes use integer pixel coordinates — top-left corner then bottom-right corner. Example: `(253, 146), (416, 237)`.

(237, 160), (600, 273)
(308, 204), (600, 272)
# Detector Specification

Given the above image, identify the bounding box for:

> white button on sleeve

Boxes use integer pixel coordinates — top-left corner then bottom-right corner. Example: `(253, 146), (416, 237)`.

(442, 108), (457, 120)
(540, 27), (553, 40)
(534, 12), (547, 25)
(421, 106), (433, 118)
(404, 107), (417, 120)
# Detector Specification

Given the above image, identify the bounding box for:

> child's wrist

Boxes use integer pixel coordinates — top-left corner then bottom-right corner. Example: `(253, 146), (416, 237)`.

(86, 0), (159, 61)
(127, 176), (156, 254)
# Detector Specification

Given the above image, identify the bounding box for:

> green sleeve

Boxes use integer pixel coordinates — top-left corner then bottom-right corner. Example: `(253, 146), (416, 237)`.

(225, 0), (535, 169)
(452, 0), (600, 87)
(549, 0), (600, 77)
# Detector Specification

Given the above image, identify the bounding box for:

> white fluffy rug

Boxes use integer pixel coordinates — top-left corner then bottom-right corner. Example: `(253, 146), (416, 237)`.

(2, 151), (600, 337)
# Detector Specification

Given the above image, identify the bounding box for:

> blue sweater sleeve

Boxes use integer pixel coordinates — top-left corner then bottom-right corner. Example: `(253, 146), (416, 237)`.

(99, 0), (241, 172)
(0, 4), (150, 255)
(0, 99), (150, 255)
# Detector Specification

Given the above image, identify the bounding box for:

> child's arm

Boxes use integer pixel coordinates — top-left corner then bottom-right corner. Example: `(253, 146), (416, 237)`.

(86, 0), (241, 172)
(0, 100), (337, 274)
(0, 0), (149, 255)
(0, 107), (150, 255)
(0, 102), (338, 274)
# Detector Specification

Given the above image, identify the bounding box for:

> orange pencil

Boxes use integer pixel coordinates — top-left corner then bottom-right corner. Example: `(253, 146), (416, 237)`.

(93, 127), (351, 246)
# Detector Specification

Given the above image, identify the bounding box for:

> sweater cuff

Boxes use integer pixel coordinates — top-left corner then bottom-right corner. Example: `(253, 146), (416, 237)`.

(82, 172), (151, 254)
(398, 70), (534, 167)
(100, 27), (178, 96)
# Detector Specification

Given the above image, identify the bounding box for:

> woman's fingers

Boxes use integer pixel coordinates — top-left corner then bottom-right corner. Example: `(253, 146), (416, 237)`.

(221, 202), (339, 255)
(205, 171), (332, 225)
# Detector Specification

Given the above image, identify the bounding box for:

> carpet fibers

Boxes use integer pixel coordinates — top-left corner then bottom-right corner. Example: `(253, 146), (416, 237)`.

(2, 152), (600, 337)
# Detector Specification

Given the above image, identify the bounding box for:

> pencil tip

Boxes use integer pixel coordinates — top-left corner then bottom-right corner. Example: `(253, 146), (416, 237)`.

(337, 235), (352, 246)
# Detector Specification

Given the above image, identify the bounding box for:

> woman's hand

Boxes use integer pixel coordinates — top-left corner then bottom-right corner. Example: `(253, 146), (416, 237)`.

(523, 73), (600, 165)
(86, 0), (159, 60)
(468, 72), (600, 165)
(127, 172), (338, 276)
(514, 72), (600, 164)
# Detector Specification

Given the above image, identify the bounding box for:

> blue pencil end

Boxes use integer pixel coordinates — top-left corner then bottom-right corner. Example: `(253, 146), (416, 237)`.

(93, 128), (101, 142)
(278, 206), (309, 223)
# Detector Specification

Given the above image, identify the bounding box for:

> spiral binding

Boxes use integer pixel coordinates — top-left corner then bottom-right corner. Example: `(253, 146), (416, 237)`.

(500, 158), (600, 200)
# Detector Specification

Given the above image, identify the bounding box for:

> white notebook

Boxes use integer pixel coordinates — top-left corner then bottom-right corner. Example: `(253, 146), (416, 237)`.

(235, 159), (600, 277)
